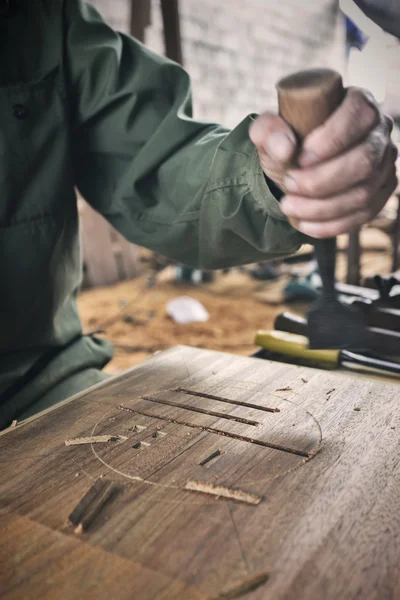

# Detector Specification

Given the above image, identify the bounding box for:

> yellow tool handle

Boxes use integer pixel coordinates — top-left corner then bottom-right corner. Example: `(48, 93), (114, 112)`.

(254, 330), (340, 365)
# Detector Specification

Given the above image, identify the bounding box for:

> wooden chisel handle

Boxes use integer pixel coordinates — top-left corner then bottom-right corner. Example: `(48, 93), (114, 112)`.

(276, 69), (344, 141)
(276, 69), (346, 299)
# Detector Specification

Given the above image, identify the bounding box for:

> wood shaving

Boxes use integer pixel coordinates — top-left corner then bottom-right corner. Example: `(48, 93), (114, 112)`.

(184, 480), (261, 505)
(65, 435), (127, 446)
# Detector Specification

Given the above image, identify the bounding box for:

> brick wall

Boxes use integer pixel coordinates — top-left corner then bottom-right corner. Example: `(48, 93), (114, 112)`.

(90, 0), (347, 128)
(384, 36), (400, 123)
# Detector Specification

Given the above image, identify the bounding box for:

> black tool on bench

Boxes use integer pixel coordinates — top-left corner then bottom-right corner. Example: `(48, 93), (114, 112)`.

(341, 298), (400, 332)
(274, 312), (400, 357)
(327, 277), (400, 308)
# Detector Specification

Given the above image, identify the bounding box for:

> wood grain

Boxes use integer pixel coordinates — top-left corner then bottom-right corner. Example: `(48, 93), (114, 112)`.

(1, 346), (400, 599)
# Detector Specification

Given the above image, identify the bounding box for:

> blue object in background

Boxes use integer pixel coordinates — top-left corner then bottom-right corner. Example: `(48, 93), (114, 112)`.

(344, 15), (369, 56)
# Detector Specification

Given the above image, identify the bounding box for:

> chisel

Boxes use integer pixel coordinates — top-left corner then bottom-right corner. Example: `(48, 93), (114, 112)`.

(276, 69), (369, 350)
(255, 329), (400, 377)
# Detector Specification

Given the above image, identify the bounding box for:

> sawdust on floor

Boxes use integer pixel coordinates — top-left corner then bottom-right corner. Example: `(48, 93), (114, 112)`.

(78, 229), (393, 374)
(78, 269), (292, 374)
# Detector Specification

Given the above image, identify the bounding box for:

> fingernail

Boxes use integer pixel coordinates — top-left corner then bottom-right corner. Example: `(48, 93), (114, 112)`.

(284, 174), (298, 192)
(266, 131), (295, 161)
(298, 149), (319, 167)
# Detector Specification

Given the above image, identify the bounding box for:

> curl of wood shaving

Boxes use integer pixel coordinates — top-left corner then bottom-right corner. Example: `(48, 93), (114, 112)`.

(65, 435), (127, 446)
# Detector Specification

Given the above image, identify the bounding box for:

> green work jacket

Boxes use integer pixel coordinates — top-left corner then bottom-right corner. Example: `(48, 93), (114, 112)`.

(0, 0), (304, 426)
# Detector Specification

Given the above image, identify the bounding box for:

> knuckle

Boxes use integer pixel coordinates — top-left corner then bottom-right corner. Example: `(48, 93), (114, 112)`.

(358, 147), (375, 178)
(303, 202), (323, 222)
(309, 224), (325, 239)
(311, 220), (341, 238)
(300, 176), (317, 196)
(366, 206), (378, 222)
(382, 114), (394, 134)
(249, 112), (276, 143)
(296, 171), (322, 196)
(249, 120), (262, 145)
(349, 88), (379, 128)
(389, 174), (398, 194)
(389, 143), (398, 163)
(328, 131), (346, 155)
(325, 223), (340, 237)
(348, 88), (367, 110)
(364, 132), (387, 171)
(354, 186), (370, 209)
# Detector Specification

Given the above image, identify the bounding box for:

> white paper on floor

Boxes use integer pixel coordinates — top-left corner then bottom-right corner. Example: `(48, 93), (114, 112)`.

(166, 296), (210, 324)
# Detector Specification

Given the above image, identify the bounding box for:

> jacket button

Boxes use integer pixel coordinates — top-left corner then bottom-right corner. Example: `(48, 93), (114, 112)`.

(12, 104), (28, 120)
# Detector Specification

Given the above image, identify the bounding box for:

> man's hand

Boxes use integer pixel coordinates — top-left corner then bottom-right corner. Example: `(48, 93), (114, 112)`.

(249, 88), (398, 238)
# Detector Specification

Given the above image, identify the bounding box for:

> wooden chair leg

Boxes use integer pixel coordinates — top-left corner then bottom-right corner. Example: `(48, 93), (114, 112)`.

(130, 0), (151, 42)
(160, 0), (183, 65)
(347, 228), (361, 285)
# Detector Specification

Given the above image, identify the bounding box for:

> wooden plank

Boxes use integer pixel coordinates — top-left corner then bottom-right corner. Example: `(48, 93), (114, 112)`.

(108, 226), (141, 281)
(79, 202), (119, 287)
(0, 510), (207, 600)
(79, 200), (140, 288)
(1, 346), (400, 599)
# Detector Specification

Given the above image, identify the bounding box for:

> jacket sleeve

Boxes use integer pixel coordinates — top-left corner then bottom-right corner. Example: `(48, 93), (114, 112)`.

(353, 0), (400, 39)
(63, 0), (305, 269)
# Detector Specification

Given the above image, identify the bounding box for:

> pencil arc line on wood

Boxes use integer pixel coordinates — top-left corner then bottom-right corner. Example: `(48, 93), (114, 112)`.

(86, 409), (255, 506)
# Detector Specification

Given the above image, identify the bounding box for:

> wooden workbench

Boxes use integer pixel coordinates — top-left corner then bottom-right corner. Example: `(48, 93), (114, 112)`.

(1, 345), (400, 600)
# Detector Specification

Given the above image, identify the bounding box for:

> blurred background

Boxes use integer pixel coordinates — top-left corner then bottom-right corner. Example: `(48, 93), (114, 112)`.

(78, 0), (400, 374)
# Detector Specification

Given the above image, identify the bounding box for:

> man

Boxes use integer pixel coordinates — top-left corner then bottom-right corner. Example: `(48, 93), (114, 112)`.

(0, 0), (397, 428)
(354, 0), (400, 39)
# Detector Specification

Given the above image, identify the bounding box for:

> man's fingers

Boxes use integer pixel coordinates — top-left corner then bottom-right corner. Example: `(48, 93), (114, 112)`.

(292, 174), (398, 238)
(281, 145), (398, 223)
(298, 87), (380, 167)
(249, 112), (297, 163)
(285, 121), (395, 198)
(281, 187), (373, 223)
